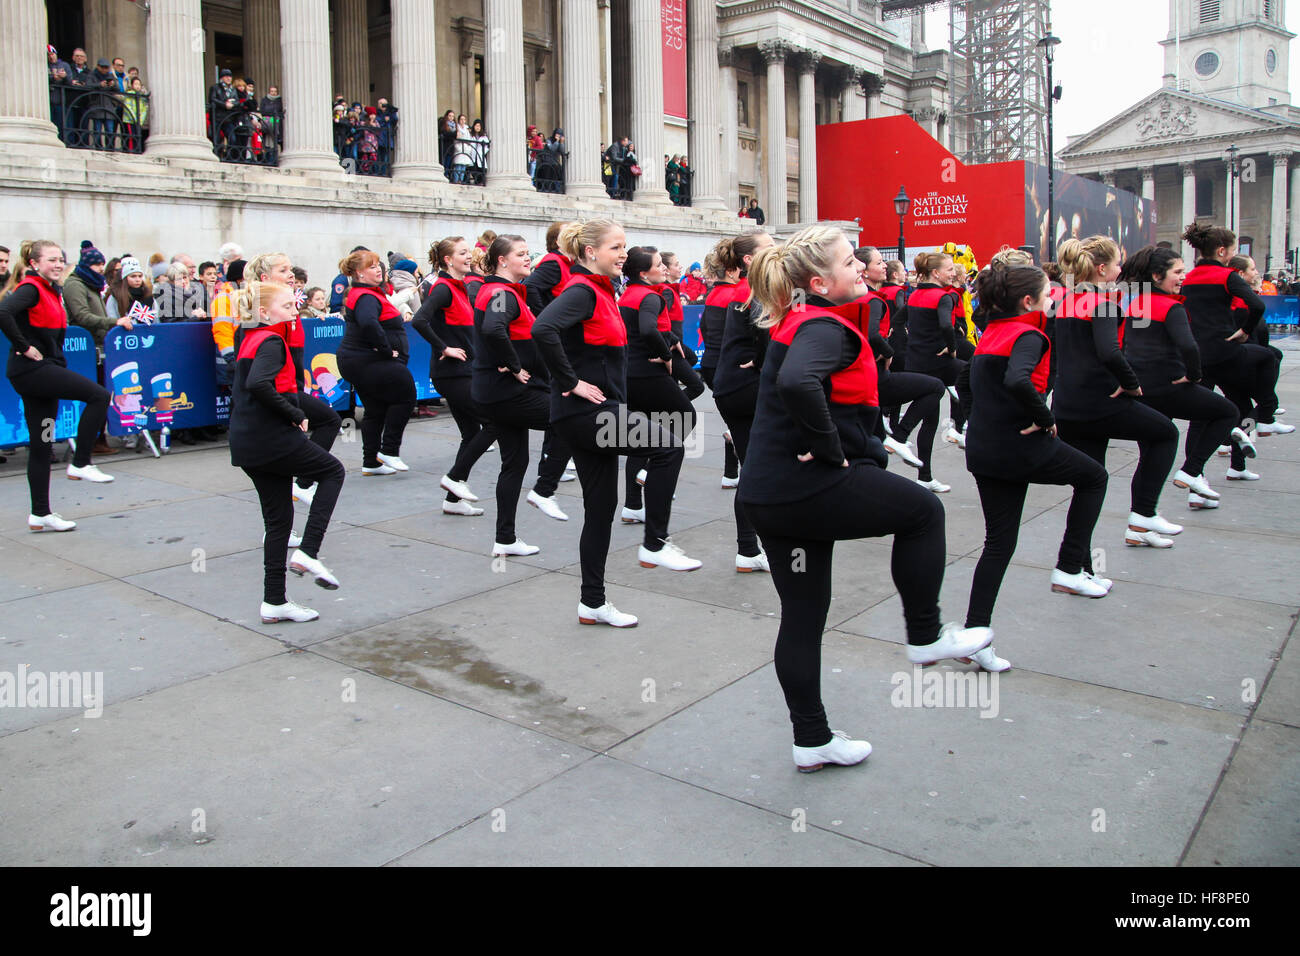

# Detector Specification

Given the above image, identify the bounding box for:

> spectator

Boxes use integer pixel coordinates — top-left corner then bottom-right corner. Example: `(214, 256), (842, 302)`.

(154, 262), (197, 321)
(468, 117), (490, 180)
(208, 68), (238, 143)
(291, 266), (308, 291)
(475, 230), (497, 253)
(89, 58), (119, 149)
(675, 156), (691, 205)
(47, 45), (72, 139)
(218, 242), (243, 280)
(260, 85), (283, 146)
(301, 287), (330, 318)
(387, 258), (422, 318)
(104, 256), (122, 288)
(666, 154), (682, 201)
(211, 258), (245, 391)
(167, 254), (208, 318)
(680, 261), (708, 302)
(120, 75), (148, 151)
(746, 197), (765, 225)
(604, 136), (631, 195)
(0, 245), (9, 287)
(527, 124), (545, 176)
(67, 48), (94, 88)
(739, 200), (749, 218)
(450, 114), (472, 183)
(105, 256), (155, 321)
(1261, 274), (1278, 296)
(534, 127), (566, 191)
(329, 244), (369, 309)
(63, 244), (124, 346)
(198, 260), (219, 298)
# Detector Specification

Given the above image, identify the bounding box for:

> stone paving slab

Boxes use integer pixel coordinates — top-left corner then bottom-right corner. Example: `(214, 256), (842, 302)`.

(0, 534), (108, 603)
(398, 754), (923, 866)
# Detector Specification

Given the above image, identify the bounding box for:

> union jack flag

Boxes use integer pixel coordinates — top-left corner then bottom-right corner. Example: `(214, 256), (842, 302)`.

(126, 300), (156, 324)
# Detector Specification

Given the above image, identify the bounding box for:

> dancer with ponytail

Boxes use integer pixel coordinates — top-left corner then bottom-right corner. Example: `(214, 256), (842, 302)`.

(1180, 223), (1286, 484)
(737, 226), (991, 772)
(229, 280), (345, 623)
(471, 234), (571, 557)
(0, 240), (114, 532)
(336, 249), (417, 477)
(904, 251), (965, 486)
(1054, 236), (1182, 549)
(533, 219), (700, 629)
(1121, 246), (1240, 511)
(710, 231), (776, 571)
(413, 236), (495, 514)
(619, 246), (701, 535)
(248, 253), (342, 509)
(878, 258), (911, 432)
(851, 246), (944, 477)
(700, 239), (744, 488)
(659, 251), (705, 398)
(958, 263), (1111, 668)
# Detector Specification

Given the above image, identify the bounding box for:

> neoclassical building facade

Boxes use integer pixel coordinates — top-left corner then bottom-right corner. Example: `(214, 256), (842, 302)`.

(5, 0), (951, 278)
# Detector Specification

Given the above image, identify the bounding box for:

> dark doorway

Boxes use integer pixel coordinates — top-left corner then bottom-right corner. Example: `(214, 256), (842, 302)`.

(46, 0), (85, 60)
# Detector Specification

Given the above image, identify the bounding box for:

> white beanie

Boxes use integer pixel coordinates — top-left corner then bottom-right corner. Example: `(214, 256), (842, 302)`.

(119, 256), (144, 279)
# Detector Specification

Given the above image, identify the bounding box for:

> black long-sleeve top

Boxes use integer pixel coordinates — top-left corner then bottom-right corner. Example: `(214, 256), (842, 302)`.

(0, 279), (69, 378)
(904, 283), (957, 371)
(471, 277), (548, 405)
(712, 295), (769, 399)
(619, 281), (673, 377)
(338, 289), (390, 358)
(1181, 261), (1266, 367)
(738, 296), (887, 507)
(523, 257), (567, 315)
(411, 272), (475, 380)
(1051, 289), (1142, 422)
(532, 265), (627, 422)
(961, 320), (1058, 480)
(1123, 291), (1203, 388)
(228, 333), (306, 468)
(699, 281), (737, 371)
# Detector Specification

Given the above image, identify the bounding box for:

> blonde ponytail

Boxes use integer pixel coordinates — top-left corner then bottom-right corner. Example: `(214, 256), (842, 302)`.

(558, 218), (620, 263)
(2, 239), (61, 299)
(749, 224), (848, 328)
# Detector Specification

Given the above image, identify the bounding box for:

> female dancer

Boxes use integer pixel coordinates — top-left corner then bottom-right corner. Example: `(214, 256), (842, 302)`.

(471, 234), (571, 556)
(1180, 223), (1284, 483)
(903, 251), (964, 488)
(708, 232), (776, 571)
(523, 221), (574, 314)
(228, 280), (345, 623)
(1121, 246), (1240, 511)
(737, 226), (991, 772)
(533, 219), (700, 629)
(0, 240), (114, 532)
(1229, 253), (1289, 436)
(1053, 236), (1181, 549)
(878, 258), (910, 432)
(699, 240), (743, 487)
(247, 252), (342, 507)
(659, 251), (706, 397)
(336, 249), (416, 477)
(619, 247), (701, 531)
(851, 246), (944, 477)
(413, 236), (494, 514)
(958, 263), (1111, 671)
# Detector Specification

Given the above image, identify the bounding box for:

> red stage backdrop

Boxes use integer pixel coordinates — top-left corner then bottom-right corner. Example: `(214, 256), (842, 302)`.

(816, 116), (1153, 265)
(662, 0), (688, 119)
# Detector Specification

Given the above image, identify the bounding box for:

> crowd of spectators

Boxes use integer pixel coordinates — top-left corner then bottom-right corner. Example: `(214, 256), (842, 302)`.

(334, 95), (398, 173)
(208, 68), (283, 162)
(47, 45), (149, 152)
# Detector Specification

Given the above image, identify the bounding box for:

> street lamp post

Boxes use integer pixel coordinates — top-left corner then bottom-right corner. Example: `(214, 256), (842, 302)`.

(893, 185), (909, 262)
(1037, 33), (1061, 261)
(1225, 143), (1241, 235)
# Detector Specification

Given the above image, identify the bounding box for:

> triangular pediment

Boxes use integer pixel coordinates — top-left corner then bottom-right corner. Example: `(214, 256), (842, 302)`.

(1060, 89), (1296, 158)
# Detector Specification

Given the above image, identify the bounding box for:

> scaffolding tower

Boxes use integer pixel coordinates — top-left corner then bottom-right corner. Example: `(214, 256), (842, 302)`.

(883, 0), (1053, 166)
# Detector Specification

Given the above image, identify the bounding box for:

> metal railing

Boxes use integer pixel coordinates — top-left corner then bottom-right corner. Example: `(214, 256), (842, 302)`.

(334, 120), (397, 177)
(443, 136), (489, 186)
(50, 82), (149, 154)
(209, 108), (279, 166)
(531, 148), (565, 194)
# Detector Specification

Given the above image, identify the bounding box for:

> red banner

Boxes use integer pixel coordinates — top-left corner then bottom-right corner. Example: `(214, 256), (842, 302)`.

(662, 0), (687, 119)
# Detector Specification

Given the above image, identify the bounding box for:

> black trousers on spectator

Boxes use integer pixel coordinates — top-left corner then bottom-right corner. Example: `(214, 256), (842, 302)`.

(244, 440), (345, 605)
(1204, 344), (1280, 469)
(343, 356), (414, 468)
(1139, 383), (1238, 478)
(745, 463), (947, 747)
(714, 383), (761, 557)
(481, 390), (558, 545)
(701, 365), (739, 479)
(966, 442), (1108, 629)
(295, 391), (342, 490)
(554, 405), (685, 609)
(1056, 402), (1178, 517)
(625, 372), (696, 512)
(878, 369), (946, 482)
(437, 376), (499, 502)
(12, 364), (110, 516)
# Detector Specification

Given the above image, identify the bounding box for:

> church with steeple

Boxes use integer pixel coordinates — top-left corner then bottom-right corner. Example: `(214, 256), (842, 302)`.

(1061, 0), (1300, 273)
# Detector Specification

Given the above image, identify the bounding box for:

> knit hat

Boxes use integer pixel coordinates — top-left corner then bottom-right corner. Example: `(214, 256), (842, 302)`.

(151, 262), (168, 280)
(225, 259), (246, 284)
(119, 256), (144, 279)
(689, 261), (701, 272)
(48, 44), (57, 55)
(80, 239), (94, 250)
(393, 258), (418, 274)
(78, 246), (106, 269)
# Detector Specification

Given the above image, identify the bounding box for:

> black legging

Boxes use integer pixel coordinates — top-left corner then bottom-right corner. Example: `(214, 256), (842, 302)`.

(714, 383), (760, 557)
(12, 363), (110, 516)
(966, 442), (1108, 629)
(341, 355), (415, 469)
(701, 365), (739, 479)
(481, 389), (560, 545)
(554, 404), (685, 608)
(744, 464), (947, 747)
(294, 391), (342, 491)
(1204, 344), (1280, 469)
(1056, 402), (1178, 517)
(625, 372), (696, 512)
(244, 440), (345, 605)
(878, 369), (945, 481)
(437, 376), (498, 502)
(1138, 383), (1238, 479)
(912, 356), (967, 434)
(671, 352), (705, 400)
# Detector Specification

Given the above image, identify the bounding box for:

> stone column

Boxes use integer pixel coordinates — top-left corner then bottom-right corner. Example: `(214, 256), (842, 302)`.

(484, 0), (531, 189)
(390, 0), (443, 180)
(719, 45), (740, 215)
(280, 0), (341, 172)
(687, 0), (725, 209)
(561, 0), (605, 198)
(1291, 164), (1300, 272)
(0, 0), (64, 146)
(759, 39), (790, 227)
(628, 0), (669, 203)
(1140, 166), (1156, 201)
(144, 0), (217, 161)
(797, 51), (821, 223)
(840, 68), (867, 122)
(1182, 161), (1197, 262)
(863, 73), (885, 117)
(332, 0), (370, 105)
(243, 0), (282, 92)
(1270, 151), (1291, 270)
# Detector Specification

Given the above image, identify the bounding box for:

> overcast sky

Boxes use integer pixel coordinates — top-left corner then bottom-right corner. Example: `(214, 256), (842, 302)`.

(922, 0), (1299, 141)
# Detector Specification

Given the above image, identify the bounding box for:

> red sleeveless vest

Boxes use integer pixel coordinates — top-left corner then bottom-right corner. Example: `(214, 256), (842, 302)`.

(568, 273), (627, 346)
(237, 326), (297, 394)
(475, 281), (534, 340)
(974, 314), (1051, 393)
(771, 304), (878, 407)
